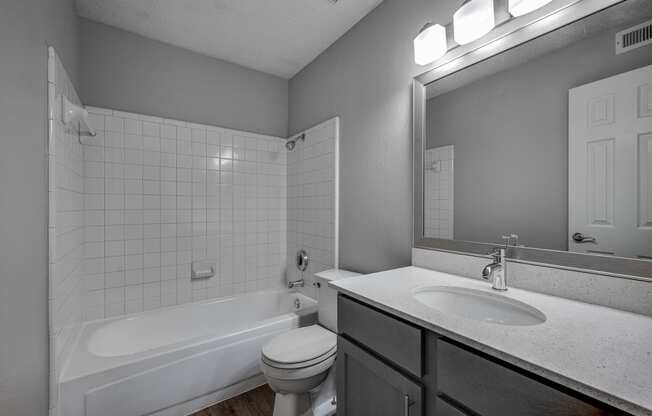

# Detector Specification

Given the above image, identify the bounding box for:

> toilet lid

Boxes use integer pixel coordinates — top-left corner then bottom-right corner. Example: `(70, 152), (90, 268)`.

(262, 325), (336, 365)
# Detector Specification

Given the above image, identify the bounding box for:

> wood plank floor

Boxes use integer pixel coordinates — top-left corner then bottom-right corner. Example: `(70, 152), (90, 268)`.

(191, 385), (275, 416)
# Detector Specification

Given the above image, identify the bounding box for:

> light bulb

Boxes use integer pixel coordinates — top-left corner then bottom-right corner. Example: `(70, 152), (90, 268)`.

(508, 0), (553, 17)
(453, 0), (495, 45)
(414, 23), (448, 65)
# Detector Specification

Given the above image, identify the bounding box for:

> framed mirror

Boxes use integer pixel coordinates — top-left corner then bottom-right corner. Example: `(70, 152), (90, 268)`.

(414, 0), (652, 280)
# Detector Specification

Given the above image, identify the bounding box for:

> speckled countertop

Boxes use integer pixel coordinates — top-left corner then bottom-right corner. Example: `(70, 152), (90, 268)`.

(330, 266), (652, 416)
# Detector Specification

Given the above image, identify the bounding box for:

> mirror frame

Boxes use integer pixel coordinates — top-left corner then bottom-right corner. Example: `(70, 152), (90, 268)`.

(413, 0), (652, 281)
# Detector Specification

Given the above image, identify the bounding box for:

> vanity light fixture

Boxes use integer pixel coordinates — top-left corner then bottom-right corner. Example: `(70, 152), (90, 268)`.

(453, 0), (495, 45)
(414, 23), (448, 65)
(508, 0), (553, 17)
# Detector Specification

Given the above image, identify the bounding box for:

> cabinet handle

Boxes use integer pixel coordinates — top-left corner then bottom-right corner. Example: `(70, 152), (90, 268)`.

(404, 394), (412, 415)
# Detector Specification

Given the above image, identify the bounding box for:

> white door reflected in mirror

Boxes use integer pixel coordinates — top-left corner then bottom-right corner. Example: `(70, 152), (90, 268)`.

(569, 64), (652, 259)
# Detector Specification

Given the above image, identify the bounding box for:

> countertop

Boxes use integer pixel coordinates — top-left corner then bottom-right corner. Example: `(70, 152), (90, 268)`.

(330, 266), (652, 416)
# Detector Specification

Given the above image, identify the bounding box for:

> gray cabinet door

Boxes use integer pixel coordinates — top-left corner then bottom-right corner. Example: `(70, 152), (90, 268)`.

(337, 336), (423, 416)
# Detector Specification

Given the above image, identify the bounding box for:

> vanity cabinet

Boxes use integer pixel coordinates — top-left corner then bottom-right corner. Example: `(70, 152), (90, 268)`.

(337, 336), (423, 416)
(337, 294), (629, 416)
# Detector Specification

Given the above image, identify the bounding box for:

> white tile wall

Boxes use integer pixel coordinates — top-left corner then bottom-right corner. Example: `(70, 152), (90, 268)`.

(81, 108), (287, 320)
(286, 118), (339, 299)
(424, 145), (454, 239)
(47, 48), (85, 414)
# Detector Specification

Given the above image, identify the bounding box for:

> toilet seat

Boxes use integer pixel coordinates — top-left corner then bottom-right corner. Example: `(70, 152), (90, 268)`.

(262, 345), (336, 370)
(262, 325), (336, 365)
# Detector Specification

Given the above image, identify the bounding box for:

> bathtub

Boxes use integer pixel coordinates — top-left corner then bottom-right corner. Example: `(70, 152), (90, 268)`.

(59, 290), (317, 416)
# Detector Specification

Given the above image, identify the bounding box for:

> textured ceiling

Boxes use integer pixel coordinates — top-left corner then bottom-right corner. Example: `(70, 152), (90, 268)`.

(76, 0), (384, 78)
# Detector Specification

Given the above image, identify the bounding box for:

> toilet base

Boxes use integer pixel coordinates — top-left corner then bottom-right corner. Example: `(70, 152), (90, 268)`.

(310, 367), (336, 416)
(270, 368), (337, 416)
(273, 392), (311, 416)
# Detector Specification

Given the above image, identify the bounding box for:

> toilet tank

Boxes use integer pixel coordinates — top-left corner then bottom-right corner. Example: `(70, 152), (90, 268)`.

(315, 269), (361, 332)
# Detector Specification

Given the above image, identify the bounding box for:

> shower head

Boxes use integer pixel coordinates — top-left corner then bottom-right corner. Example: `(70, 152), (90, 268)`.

(285, 133), (306, 151)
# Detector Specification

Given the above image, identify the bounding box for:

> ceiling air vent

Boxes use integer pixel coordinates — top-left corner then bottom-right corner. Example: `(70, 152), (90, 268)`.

(616, 19), (652, 54)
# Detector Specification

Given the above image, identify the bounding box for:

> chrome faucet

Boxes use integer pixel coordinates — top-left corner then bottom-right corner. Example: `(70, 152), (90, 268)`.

(288, 279), (305, 289)
(482, 248), (507, 291)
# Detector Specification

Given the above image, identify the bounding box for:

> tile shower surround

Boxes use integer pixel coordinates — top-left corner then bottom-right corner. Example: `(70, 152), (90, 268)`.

(47, 48), (85, 413)
(81, 107), (288, 320)
(424, 145), (454, 239)
(286, 119), (338, 299)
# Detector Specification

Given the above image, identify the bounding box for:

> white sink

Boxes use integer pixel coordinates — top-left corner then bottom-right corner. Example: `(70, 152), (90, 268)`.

(413, 286), (546, 326)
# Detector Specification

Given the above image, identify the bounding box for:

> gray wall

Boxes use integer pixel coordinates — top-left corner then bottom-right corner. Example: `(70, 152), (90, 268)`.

(288, 0), (462, 273)
(426, 26), (652, 250)
(0, 1), (79, 415)
(80, 19), (289, 137)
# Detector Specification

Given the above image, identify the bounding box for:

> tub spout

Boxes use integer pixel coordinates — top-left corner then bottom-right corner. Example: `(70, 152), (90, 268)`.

(288, 279), (304, 289)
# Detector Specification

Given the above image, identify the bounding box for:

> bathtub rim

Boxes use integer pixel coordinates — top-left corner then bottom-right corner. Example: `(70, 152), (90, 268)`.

(87, 289), (317, 358)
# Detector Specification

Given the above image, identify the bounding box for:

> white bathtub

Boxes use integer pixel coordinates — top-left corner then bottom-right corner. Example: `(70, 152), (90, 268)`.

(59, 290), (317, 416)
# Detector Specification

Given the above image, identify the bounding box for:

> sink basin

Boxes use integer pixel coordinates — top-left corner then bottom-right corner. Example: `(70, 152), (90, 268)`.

(413, 286), (546, 326)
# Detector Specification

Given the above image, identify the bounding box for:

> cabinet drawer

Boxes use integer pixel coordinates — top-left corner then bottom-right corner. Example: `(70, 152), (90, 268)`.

(338, 295), (423, 376)
(436, 339), (617, 416)
(435, 399), (468, 416)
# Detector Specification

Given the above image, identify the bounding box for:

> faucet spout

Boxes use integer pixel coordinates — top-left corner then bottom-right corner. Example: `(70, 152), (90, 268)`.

(482, 263), (500, 279)
(288, 279), (305, 289)
(482, 248), (507, 291)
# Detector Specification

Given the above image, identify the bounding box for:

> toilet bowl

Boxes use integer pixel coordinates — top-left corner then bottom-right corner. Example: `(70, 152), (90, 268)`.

(261, 325), (336, 415)
(260, 269), (361, 416)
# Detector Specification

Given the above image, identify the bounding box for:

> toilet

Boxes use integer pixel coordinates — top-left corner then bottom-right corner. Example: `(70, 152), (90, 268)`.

(260, 269), (361, 416)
